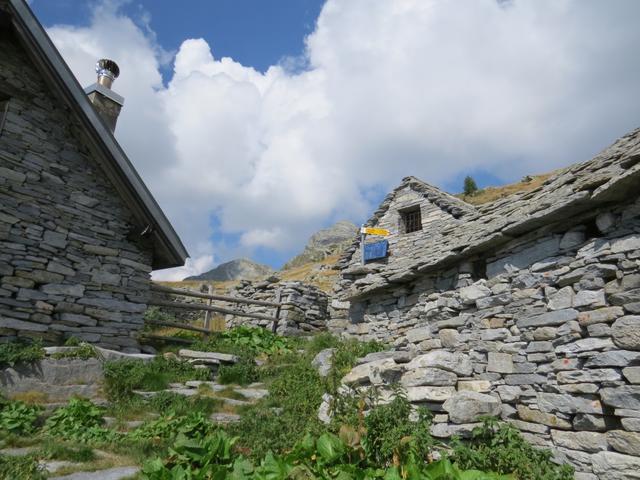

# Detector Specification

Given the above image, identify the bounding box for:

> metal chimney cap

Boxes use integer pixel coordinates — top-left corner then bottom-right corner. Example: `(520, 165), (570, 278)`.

(96, 58), (120, 80)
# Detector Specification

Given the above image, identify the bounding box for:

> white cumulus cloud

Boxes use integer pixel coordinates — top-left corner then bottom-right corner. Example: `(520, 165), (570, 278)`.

(44, 0), (640, 281)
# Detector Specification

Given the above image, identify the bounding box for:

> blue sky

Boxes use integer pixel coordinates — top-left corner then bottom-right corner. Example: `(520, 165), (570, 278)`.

(33, 0), (325, 75)
(34, 1), (640, 279)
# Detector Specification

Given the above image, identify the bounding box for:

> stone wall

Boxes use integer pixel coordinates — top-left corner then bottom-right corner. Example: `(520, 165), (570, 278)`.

(333, 196), (640, 479)
(155, 279), (330, 336)
(225, 280), (329, 335)
(0, 26), (153, 351)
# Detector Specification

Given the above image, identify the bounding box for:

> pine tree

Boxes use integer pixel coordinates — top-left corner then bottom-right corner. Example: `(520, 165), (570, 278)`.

(463, 175), (478, 196)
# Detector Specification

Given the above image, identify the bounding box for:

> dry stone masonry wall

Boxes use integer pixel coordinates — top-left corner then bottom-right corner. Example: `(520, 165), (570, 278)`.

(0, 25), (153, 351)
(156, 279), (330, 336)
(223, 280), (329, 335)
(333, 196), (640, 479)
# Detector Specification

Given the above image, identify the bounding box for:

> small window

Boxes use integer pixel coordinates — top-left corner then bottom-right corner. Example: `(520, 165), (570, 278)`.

(0, 95), (9, 136)
(401, 206), (422, 233)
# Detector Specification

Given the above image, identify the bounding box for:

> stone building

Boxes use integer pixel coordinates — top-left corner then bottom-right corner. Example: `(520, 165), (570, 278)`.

(0, 0), (187, 351)
(331, 128), (640, 478)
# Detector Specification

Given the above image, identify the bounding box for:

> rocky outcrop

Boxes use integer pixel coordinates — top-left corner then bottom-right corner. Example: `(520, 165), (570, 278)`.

(185, 258), (273, 282)
(283, 221), (358, 270)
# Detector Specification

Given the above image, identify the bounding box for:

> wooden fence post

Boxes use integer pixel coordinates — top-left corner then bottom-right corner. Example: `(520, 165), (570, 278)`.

(203, 284), (213, 331)
(271, 290), (282, 334)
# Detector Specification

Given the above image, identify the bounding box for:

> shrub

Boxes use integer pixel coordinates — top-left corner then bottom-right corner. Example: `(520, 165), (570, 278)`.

(0, 339), (44, 368)
(451, 417), (574, 480)
(0, 401), (41, 435)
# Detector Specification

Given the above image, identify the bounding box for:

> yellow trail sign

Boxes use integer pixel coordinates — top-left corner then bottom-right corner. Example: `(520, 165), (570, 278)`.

(361, 227), (390, 236)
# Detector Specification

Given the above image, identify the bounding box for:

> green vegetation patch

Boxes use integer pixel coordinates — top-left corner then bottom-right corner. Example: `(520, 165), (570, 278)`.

(0, 400), (41, 436)
(0, 339), (44, 368)
(451, 417), (574, 480)
(103, 357), (210, 401)
(0, 454), (46, 480)
(44, 398), (115, 443)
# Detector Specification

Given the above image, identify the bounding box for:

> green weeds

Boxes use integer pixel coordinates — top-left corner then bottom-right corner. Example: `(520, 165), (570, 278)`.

(451, 417), (574, 480)
(0, 401), (41, 436)
(44, 398), (115, 442)
(0, 339), (44, 368)
(103, 357), (210, 401)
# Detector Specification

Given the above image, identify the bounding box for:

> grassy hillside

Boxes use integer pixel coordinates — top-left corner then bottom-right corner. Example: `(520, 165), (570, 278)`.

(455, 171), (556, 205)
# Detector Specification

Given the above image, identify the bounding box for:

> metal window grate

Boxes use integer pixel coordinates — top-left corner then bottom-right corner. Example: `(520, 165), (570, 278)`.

(402, 208), (422, 233)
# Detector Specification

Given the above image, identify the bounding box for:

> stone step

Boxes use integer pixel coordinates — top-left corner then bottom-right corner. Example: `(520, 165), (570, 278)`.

(209, 412), (241, 424)
(49, 466), (140, 480)
(178, 349), (238, 364)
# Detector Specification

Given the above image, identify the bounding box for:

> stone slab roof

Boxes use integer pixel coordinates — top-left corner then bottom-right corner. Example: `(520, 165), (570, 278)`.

(3, 0), (188, 269)
(340, 127), (640, 299)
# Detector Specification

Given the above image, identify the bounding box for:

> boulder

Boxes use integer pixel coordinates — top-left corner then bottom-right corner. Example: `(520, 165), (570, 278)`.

(312, 348), (335, 377)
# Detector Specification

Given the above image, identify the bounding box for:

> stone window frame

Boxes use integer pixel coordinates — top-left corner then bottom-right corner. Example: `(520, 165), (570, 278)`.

(0, 94), (9, 136)
(399, 204), (423, 234)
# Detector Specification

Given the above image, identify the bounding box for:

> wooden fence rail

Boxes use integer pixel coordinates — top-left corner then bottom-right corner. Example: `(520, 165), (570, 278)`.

(150, 284), (280, 307)
(145, 283), (284, 344)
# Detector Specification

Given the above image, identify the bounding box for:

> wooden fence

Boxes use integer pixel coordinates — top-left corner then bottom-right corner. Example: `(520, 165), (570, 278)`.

(143, 283), (283, 344)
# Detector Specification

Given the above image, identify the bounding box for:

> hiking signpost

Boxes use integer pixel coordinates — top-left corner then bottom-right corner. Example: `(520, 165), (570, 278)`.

(360, 227), (390, 264)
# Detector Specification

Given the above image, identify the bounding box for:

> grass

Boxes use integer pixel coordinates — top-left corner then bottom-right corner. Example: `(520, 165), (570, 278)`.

(278, 254), (342, 292)
(454, 171), (556, 205)
(9, 391), (49, 405)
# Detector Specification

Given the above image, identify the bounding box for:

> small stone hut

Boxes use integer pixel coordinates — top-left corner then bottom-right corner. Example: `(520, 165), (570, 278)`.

(332, 129), (640, 478)
(0, 0), (188, 351)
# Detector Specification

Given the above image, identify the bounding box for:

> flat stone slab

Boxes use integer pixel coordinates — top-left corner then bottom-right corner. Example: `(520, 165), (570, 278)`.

(222, 397), (250, 406)
(178, 349), (238, 363)
(210, 412), (241, 424)
(50, 466), (140, 480)
(185, 381), (226, 391)
(235, 388), (269, 400)
(166, 388), (198, 397)
(0, 446), (36, 456)
(42, 460), (80, 473)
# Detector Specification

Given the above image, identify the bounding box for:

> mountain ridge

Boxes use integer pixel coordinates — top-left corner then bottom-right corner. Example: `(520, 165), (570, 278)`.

(184, 258), (274, 282)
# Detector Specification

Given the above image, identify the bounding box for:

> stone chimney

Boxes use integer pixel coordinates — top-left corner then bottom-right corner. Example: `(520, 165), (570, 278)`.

(84, 59), (124, 132)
